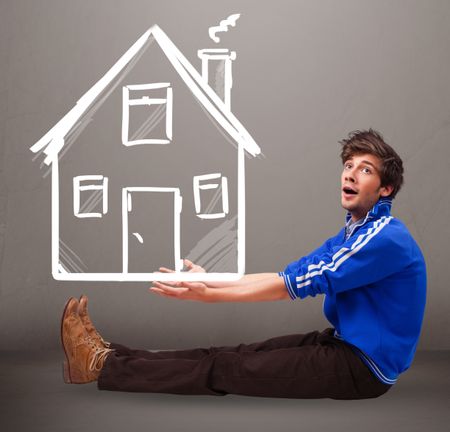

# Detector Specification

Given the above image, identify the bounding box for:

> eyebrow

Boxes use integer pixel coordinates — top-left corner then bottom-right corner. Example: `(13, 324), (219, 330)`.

(345, 159), (380, 172)
(360, 160), (377, 168)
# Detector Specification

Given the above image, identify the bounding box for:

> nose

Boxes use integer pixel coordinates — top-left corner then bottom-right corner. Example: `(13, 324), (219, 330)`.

(344, 169), (356, 183)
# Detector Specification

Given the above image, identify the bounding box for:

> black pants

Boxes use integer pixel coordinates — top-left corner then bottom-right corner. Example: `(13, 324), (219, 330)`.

(98, 328), (391, 399)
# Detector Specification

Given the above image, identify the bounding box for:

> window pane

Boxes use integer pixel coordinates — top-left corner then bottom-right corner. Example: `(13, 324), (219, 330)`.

(122, 84), (173, 145)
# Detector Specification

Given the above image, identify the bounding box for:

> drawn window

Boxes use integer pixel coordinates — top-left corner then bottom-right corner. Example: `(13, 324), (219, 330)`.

(193, 173), (229, 219)
(73, 175), (109, 218)
(122, 83), (173, 146)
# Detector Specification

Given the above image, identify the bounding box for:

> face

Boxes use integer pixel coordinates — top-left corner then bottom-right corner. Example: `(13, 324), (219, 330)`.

(341, 153), (393, 222)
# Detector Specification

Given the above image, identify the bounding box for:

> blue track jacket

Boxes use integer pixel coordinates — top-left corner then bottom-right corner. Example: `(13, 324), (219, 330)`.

(280, 197), (426, 385)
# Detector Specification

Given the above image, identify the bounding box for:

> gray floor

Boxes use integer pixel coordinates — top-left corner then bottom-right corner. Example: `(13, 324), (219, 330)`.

(0, 350), (449, 432)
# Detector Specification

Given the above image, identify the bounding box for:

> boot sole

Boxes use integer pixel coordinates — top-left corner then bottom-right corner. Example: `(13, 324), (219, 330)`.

(60, 298), (76, 384)
(62, 361), (72, 384)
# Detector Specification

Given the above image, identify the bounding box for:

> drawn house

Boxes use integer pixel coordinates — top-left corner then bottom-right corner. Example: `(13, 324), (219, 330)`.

(30, 25), (261, 282)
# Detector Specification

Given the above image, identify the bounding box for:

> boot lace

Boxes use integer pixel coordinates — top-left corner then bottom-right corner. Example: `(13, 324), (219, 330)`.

(86, 338), (113, 372)
(99, 336), (111, 348)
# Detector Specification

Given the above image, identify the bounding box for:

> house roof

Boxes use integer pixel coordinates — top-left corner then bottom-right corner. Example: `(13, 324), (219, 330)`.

(30, 25), (261, 165)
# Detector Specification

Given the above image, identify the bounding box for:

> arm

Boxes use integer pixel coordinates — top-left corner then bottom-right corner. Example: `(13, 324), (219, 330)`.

(282, 220), (413, 299)
(150, 274), (289, 303)
(208, 273), (279, 288)
(159, 258), (278, 288)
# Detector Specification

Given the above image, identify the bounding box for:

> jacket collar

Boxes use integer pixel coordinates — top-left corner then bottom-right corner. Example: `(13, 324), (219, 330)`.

(345, 197), (393, 237)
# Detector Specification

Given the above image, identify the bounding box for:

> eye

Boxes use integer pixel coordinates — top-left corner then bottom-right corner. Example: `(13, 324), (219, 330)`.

(361, 167), (372, 174)
(344, 163), (352, 170)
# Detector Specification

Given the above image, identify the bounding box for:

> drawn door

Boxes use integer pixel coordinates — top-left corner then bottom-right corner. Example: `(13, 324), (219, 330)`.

(122, 188), (182, 274)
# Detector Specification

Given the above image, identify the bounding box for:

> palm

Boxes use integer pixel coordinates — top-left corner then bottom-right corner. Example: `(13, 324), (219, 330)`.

(159, 258), (206, 274)
(151, 281), (209, 302)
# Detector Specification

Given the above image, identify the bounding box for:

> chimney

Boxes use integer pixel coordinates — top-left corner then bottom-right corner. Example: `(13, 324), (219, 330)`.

(198, 48), (236, 110)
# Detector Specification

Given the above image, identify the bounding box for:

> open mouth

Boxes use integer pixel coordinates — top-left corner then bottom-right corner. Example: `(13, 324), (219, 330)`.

(342, 186), (358, 195)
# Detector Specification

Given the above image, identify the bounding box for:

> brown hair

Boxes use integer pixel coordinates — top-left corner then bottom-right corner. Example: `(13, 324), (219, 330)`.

(339, 129), (404, 198)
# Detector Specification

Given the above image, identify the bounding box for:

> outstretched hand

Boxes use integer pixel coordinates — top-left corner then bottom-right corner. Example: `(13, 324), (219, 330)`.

(150, 281), (213, 302)
(159, 258), (206, 274)
(152, 259), (211, 301)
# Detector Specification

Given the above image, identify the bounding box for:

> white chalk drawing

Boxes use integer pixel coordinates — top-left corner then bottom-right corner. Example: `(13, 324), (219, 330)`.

(198, 49), (236, 109)
(122, 83), (173, 145)
(59, 239), (88, 273)
(123, 187), (183, 274)
(73, 175), (109, 218)
(193, 173), (229, 219)
(132, 232), (144, 244)
(208, 14), (241, 43)
(30, 21), (261, 282)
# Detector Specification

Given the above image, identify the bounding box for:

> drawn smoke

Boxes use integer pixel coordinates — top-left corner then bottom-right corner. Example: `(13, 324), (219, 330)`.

(208, 13), (241, 43)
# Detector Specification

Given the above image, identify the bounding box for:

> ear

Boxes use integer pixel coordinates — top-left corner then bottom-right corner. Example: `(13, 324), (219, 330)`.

(380, 185), (394, 197)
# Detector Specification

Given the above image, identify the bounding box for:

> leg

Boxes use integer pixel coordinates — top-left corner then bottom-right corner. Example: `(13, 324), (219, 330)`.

(109, 329), (325, 360)
(99, 330), (390, 399)
(210, 335), (391, 399)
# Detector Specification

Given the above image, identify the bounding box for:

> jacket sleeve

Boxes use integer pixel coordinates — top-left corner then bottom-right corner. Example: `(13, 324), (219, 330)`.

(281, 220), (413, 300)
(279, 232), (343, 298)
(281, 236), (335, 276)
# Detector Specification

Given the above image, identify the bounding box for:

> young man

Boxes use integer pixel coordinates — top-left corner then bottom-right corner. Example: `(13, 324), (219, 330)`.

(61, 129), (426, 399)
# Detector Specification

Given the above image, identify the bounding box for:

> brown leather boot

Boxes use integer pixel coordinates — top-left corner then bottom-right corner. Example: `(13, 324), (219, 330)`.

(61, 297), (113, 384)
(78, 295), (111, 348)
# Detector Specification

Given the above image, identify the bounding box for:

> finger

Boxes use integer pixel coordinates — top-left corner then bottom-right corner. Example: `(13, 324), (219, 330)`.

(183, 259), (194, 269)
(153, 282), (189, 296)
(180, 281), (206, 291)
(150, 286), (179, 296)
(149, 287), (165, 295)
(159, 267), (175, 273)
(149, 287), (176, 298)
(153, 281), (181, 287)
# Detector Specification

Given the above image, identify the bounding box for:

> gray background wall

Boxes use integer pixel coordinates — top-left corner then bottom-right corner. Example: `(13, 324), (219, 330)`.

(1, 0), (449, 351)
